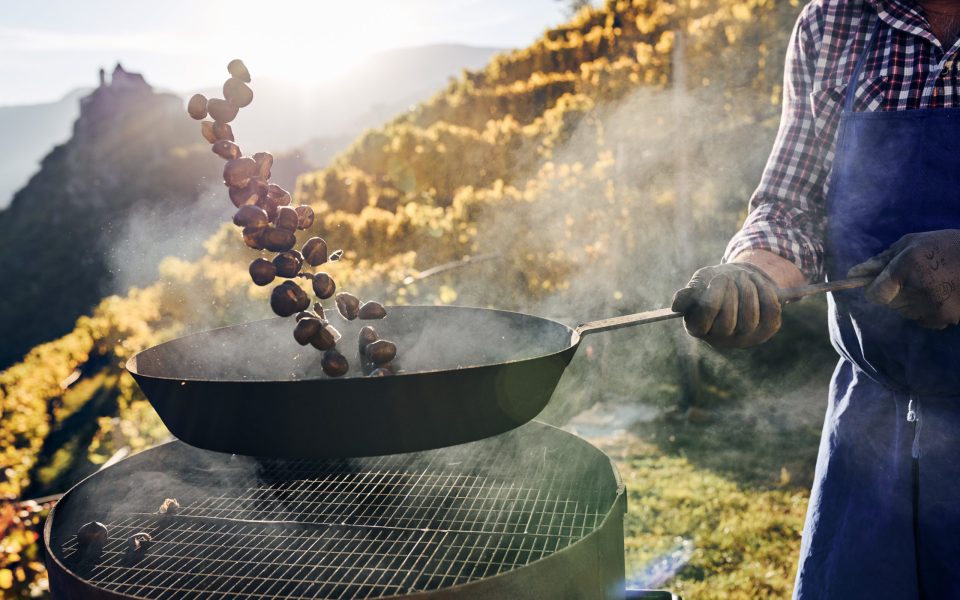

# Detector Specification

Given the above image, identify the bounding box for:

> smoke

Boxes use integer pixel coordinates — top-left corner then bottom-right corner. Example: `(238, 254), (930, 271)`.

(105, 182), (226, 293)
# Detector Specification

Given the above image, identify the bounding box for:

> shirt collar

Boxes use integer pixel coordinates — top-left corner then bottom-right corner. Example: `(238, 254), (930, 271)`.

(865, 0), (941, 48)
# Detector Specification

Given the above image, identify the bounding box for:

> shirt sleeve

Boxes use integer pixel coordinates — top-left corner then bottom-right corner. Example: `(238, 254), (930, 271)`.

(723, 3), (828, 282)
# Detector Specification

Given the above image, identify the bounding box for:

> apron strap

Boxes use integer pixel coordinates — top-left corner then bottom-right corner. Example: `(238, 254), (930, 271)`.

(843, 17), (883, 113)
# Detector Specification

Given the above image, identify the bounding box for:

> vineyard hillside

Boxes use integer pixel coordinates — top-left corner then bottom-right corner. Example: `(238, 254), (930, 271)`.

(1, 0), (834, 597)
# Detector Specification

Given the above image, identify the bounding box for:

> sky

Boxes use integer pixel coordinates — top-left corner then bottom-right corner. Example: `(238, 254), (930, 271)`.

(1, 0), (569, 106)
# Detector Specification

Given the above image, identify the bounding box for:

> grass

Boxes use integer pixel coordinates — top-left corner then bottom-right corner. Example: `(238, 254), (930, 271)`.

(582, 367), (830, 599)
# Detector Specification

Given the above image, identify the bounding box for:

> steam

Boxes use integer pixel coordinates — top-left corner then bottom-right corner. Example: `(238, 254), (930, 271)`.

(105, 181), (225, 293)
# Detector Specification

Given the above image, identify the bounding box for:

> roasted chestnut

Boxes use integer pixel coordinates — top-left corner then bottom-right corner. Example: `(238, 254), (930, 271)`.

(223, 157), (258, 187)
(312, 272), (336, 299)
(336, 292), (360, 320)
(365, 339), (397, 365)
(273, 251), (303, 278)
(212, 140), (241, 160)
(200, 120), (217, 143)
(266, 184), (291, 206)
(213, 121), (234, 142)
(242, 225), (267, 250)
(249, 258), (276, 286)
(275, 206), (299, 232)
(358, 301), (386, 320)
(227, 58), (251, 82)
(321, 349), (349, 377)
(127, 532), (152, 553)
(187, 94), (208, 120)
(295, 205), (315, 230)
(233, 204), (269, 228)
(223, 77), (253, 108)
(262, 227), (297, 252)
(358, 325), (379, 354)
(207, 98), (238, 123)
(77, 521), (108, 549)
(158, 498), (180, 515)
(296, 309), (320, 321)
(313, 302), (326, 320)
(229, 177), (266, 207)
(253, 152), (273, 179)
(310, 324), (338, 350)
(302, 237), (328, 266)
(271, 281), (309, 317)
(294, 317), (322, 345)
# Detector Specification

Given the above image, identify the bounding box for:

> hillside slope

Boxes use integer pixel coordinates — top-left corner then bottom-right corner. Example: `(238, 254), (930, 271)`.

(0, 65), (217, 369)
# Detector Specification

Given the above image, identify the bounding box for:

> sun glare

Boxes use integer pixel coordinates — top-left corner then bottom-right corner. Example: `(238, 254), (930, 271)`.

(191, 0), (426, 90)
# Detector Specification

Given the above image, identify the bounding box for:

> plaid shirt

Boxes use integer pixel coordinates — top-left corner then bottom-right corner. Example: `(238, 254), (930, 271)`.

(723, 0), (960, 281)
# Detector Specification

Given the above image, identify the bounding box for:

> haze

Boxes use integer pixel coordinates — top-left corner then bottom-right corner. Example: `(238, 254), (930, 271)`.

(1, 0), (567, 106)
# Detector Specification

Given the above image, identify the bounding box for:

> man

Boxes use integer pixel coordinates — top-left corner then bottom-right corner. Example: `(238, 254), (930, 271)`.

(671, 0), (960, 596)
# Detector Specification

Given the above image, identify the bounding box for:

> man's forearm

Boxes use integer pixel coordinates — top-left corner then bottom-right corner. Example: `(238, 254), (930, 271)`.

(730, 249), (807, 289)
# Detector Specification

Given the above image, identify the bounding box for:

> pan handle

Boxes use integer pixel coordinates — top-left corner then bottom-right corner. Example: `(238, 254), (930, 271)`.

(574, 276), (872, 338)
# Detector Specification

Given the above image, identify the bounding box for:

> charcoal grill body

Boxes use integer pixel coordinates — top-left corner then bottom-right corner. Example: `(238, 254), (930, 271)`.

(45, 422), (627, 599)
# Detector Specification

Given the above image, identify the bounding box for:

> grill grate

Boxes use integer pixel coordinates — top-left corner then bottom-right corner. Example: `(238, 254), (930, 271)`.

(57, 431), (615, 599)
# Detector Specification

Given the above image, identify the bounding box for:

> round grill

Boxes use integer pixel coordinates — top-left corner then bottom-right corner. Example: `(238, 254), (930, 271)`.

(45, 422), (626, 599)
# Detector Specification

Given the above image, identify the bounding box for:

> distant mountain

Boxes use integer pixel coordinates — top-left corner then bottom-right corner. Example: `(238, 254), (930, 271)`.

(0, 89), (89, 210)
(0, 65), (218, 369)
(196, 44), (501, 156)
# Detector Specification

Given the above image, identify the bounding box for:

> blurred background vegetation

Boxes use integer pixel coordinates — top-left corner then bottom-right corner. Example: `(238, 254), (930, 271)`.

(1, 0), (838, 597)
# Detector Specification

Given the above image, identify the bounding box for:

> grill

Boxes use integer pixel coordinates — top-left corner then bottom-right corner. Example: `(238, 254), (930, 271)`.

(46, 422), (627, 599)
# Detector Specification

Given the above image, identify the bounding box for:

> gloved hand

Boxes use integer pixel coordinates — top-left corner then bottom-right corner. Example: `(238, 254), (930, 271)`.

(848, 230), (960, 329)
(671, 262), (782, 348)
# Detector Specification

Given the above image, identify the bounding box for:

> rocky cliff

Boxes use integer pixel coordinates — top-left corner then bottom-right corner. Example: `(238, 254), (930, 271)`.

(0, 64), (217, 368)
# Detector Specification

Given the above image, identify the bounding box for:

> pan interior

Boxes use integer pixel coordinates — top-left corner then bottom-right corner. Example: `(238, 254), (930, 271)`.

(129, 306), (574, 382)
(49, 423), (620, 599)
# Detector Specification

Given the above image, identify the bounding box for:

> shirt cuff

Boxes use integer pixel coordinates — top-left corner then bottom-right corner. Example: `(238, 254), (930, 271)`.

(723, 224), (823, 283)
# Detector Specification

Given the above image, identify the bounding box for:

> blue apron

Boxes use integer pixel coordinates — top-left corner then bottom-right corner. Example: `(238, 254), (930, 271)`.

(794, 17), (960, 599)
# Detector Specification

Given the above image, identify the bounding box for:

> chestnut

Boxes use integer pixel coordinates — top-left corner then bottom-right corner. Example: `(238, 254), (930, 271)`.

(302, 237), (328, 266)
(242, 226), (267, 250)
(365, 339), (397, 365)
(358, 301), (387, 320)
(212, 140), (241, 160)
(227, 59), (251, 83)
(223, 77), (253, 108)
(312, 272), (336, 299)
(127, 532), (152, 553)
(271, 281), (308, 317)
(295, 205), (315, 229)
(249, 258), (276, 286)
(358, 325), (379, 354)
(200, 120), (217, 144)
(233, 205), (269, 228)
(266, 184), (291, 206)
(212, 121), (234, 142)
(321, 349), (349, 377)
(158, 498), (180, 515)
(223, 157), (258, 187)
(77, 521), (108, 549)
(187, 94), (208, 120)
(310, 324), (338, 350)
(253, 152), (273, 179)
(294, 317), (322, 345)
(207, 98), (238, 123)
(262, 227), (297, 252)
(275, 206), (299, 232)
(229, 177), (266, 207)
(273, 251), (303, 278)
(336, 292), (360, 320)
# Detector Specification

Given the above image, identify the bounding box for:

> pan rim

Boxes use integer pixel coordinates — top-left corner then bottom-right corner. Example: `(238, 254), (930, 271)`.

(126, 304), (579, 384)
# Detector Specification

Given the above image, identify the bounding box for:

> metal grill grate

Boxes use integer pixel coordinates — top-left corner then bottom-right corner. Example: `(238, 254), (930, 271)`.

(56, 429), (615, 599)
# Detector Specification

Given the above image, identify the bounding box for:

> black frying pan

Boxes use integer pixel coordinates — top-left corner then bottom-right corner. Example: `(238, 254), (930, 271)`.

(127, 277), (869, 458)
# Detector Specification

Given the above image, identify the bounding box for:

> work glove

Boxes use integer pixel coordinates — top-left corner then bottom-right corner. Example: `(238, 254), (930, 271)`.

(671, 263), (782, 348)
(848, 229), (960, 329)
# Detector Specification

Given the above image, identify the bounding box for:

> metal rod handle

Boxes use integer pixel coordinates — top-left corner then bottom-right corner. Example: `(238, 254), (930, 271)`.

(574, 276), (871, 338)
